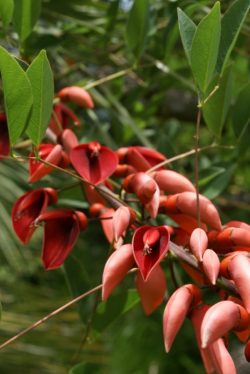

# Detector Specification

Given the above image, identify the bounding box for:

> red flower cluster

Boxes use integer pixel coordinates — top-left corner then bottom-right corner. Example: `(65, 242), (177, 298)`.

(8, 85), (250, 373)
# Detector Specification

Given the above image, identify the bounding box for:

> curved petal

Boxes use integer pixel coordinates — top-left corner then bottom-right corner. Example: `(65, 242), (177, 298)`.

(190, 228), (208, 262)
(57, 86), (94, 108)
(102, 244), (135, 300)
(136, 265), (166, 315)
(151, 170), (195, 193)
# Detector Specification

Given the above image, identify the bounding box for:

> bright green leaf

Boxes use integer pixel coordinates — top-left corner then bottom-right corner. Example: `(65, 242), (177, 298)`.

(0, 0), (14, 27)
(216, 0), (250, 74)
(190, 2), (221, 94)
(13, 0), (42, 42)
(232, 82), (250, 137)
(0, 46), (33, 145)
(69, 362), (101, 374)
(92, 289), (140, 334)
(202, 66), (233, 137)
(126, 0), (150, 60)
(26, 50), (54, 146)
(177, 8), (196, 64)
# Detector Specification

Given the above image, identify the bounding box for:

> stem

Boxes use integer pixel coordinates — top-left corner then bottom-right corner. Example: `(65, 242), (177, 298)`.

(194, 108), (201, 227)
(0, 284), (102, 351)
(146, 144), (234, 173)
(83, 68), (133, 90)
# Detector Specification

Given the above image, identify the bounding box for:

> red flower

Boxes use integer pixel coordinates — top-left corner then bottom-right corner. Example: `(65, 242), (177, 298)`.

(29, 144), (68, 183)
(132, 225), (170, 281)
(12, 188), (58, 244)
(48, 103), (81, 138)
(36, 209), (87, 270)
(0, 112), (10, 159)
(57, 86), (94, 109)
(70, 142), (118, 185)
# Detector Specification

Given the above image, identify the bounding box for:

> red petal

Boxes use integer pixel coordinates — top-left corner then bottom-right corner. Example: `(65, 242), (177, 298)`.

(29, 144), (63, 183)
(70, 143), (118, 185)
(132, 225), (169, 281)
(37, 209), (81, 270)
(136, 265), (166, 315)
(11, 188), (57, 244)
(57, 86), (94, 108)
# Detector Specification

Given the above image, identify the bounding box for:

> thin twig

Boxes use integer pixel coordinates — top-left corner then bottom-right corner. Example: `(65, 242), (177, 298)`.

(194, 108), (202, 227)
(0, 284), (102, 351)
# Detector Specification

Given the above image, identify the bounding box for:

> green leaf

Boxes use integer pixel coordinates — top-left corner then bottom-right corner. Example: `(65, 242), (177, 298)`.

(190, 2), (221, 94)
(69, 362), (102, 374)
(0, 46), (33, 145)
(13, 0), (42, 42)
(232, 82), (250, 137)
(0, 0), (14, 27)
(216, 0), (250, 74)
(202, 66), (233, 137)
(126, 0), (150, 60)
(92, 289), (140, 334)
(26, 50), (54, 146)
(177, 7), (196, 64)
(201, 164), (236, 199)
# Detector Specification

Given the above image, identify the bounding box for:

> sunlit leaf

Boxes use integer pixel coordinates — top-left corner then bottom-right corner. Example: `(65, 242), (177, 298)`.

(190, 2), (221, 94)
(26, 50), (54, 146)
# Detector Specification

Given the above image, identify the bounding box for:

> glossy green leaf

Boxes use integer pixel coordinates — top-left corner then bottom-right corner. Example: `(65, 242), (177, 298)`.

(26, 50), (54, 146)
(177, 8), (196, 64)
(190, 2), (221, 94)
(13, 0), (42, 42)
(202, 66), (233, 137)
(92, 289), (140, 334)
(126, 0), (150, 59)
(216, 0), (250, 74)
(232, 82), (250, 137)
(201, 164), (236, 199)
(0, 46), (33, 145)
(0, 0), (14, 27)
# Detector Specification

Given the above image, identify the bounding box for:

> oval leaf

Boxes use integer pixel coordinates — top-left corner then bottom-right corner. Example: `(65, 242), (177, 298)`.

(177, 7), (197, 64)
(26, 50), (54, 146)
(190, 2), (221, 94)
(216, 0), (250, 74)
(203, 66), (233, 137)
(13, 0), (42, 42)
(0, 46), (33, 145)
(126, 0), (150, 60)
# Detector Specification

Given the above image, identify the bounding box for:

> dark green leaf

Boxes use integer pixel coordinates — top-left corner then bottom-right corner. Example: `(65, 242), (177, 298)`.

(92, 289), (140, 334)
(232, 82), (250, 137)
(126, 0), (150, 60)
(69, 362), (102, 374)
(202, 66), (233, 137)
(0, 46), (33, 145)
(0, 0), (14, 27)
(190, 2), (221, 94)
(13, 0), (42, 42)
(216, 0), (250, 74)
(26, 50), (54, 146)
(177, 8), (196, 64)
(202, 164), (236, 199)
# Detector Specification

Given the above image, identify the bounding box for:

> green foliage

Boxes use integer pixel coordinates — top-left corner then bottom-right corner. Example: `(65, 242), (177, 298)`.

(203, 66), (233, 137)
(0, 0), (14, 28)
(126, 0), (150, 60)
(13, 0), (42, 42)
(177, 8), (196, 64)
(0, 46), (33, 145)
(190, 2), (221, 95)
(216, 0), (250, 73)
(26, 50), (54, 146)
